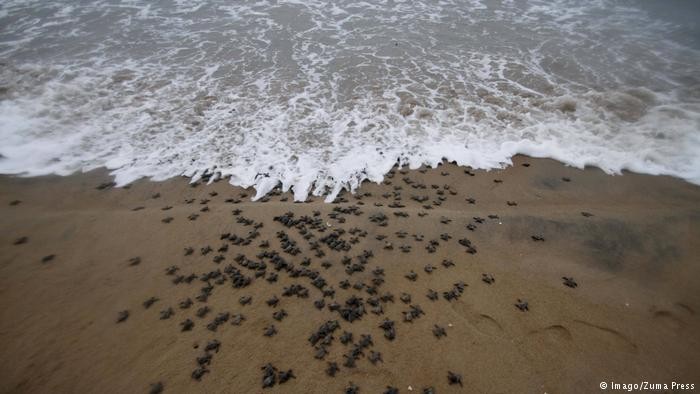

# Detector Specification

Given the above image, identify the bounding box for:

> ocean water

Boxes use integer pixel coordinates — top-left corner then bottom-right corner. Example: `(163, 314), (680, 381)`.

(1, 0), (699, 201)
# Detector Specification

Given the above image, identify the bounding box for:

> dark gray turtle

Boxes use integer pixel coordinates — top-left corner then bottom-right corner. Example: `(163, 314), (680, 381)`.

(261, 363), (277, 388)
(432, 325), (447, 339)
(116, 310), (129, 323)
(143, 297), (159, 309)
(191, 367), (208, 381)
(404, 271), (417, 281)
(159, 308), (174, 320)
(149, 382), (164, 394)
(179, 298), (193, 309)
(447, 371), (463, 386)
(426, 289), (438, 301)
(263, 324), (277, 337)
(273, 309), (288, 321)
(515, 299), (529, 312)
(481, 273), (495, 285)
(13, 236), (28, 245)
(345, 382), (359, 394)
(326, 362), (339, 377)
(314, 346), (328, 359)
(196, 306), (210, 318)
(562, 277), (578, 288)
(180, 318), (194, 332)
(231, 313), (245, 326)
(278, 369), (295, 384)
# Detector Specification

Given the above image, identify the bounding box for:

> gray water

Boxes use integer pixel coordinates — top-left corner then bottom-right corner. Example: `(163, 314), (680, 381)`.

(1, 0), (699, 201)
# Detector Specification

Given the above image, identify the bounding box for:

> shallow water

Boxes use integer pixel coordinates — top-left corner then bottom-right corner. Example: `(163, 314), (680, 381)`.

(1, 0), (699, 201)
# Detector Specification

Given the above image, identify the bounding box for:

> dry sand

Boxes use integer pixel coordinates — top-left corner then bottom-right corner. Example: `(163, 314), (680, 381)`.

(1, 156), (699, 393)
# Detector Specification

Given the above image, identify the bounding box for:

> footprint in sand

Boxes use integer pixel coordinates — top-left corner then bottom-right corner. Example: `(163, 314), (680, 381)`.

(471, 314), (504, 337)
(527, 324), (573, 345)
(673, 302), (695, 316)
(652, 310), (685, 331)
(573, 320), (637, 353)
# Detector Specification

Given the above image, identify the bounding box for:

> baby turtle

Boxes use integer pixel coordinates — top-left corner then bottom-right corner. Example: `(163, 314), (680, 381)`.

(180, 318), (194, 331)
(441, 259), (455, 268)
(326, 362), (340, 377)
(9, 199), (22, 205)
(278, 369), (295, 384)
(315, 346), (328, 359)
(581, 211), (594, 217)
(531, 235), (545, 242)
(424, 265), (435, 274)
(562, 276), (578, 288)
(515, 299), (529, 312)
(379, 319), (396, 341)
(184, 247), (194, 256)
(41, 254), (55, 263)
(196, 306), (210, 318)
(128, 257), (141, 266)
(159, 307), (174, 320)
(191, 367), (209, 381)
(340, 331), (353, 345)
(447, 371), (463, 386)
(161, 217), (173, 223)
(506, 200), (518, 206)
(345, 382), (359, 394)
(400, 293), (411, 304)
(179, 298), (193, 309)
(266, 295), (279, 307)
(433, 325), (447, 338)
(481, 273), (495, 285)
(143, 297), (159, 309)
(314, 299), (326, 310)
(205, 339), (221, 353)
(273, 309), (288, 321)
(13, 236), (28, 245)
(149, 382), (164, 394)
(116, 310), (129, 323)
(368, 351), (382, 364)
(239, 295), (252, 305)
(262, 363), (277, 388)
(263, 324), (278, 337)
(404, 271), (418, 281)
(426, 289), (438, 301)
(384, 387), (399, 394)
(231, 313), (246, 326)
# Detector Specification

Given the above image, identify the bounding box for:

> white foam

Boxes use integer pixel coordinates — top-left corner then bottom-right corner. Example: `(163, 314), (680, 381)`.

(0, 0), (699, 200)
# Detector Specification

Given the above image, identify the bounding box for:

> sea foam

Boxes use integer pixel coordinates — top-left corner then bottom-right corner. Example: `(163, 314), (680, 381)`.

(1, 0), (699, 201)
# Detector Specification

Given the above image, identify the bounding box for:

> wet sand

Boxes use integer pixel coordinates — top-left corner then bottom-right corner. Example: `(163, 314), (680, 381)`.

(1, 156), (699, 393)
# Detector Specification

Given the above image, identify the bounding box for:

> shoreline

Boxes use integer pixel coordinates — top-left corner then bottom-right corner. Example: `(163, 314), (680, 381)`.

(1, 156), (699, 393)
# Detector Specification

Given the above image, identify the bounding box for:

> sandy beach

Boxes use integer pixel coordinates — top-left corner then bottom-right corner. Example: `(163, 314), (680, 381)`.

(1, 156), (699, 393)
